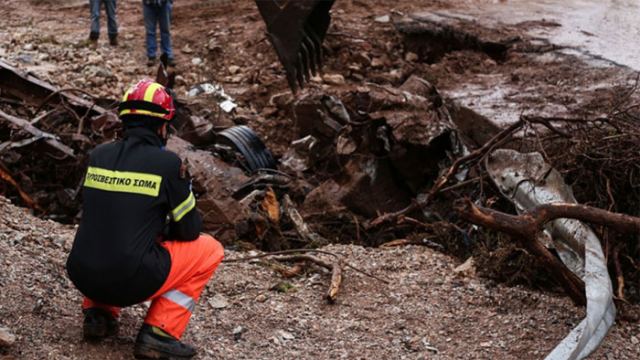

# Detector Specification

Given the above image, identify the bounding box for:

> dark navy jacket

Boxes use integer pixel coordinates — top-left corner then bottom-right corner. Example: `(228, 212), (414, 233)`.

(67, 127), (201, 307)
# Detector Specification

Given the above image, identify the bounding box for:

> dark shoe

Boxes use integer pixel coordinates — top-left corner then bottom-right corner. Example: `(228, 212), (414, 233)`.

(134, 324), (196, 359)
(88, 32), (99, 48)
(83, 308), (119, 340)
(160, 53), (176, 68)
(147, 57), (156, 67)
(109, 35), (118, 46)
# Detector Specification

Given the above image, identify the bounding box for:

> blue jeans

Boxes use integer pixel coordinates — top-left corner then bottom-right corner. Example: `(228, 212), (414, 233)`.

(143, 1), (173, 59)
(90, 0), (118, 38)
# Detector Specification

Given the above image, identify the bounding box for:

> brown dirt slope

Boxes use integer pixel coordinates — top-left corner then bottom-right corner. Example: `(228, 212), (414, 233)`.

(0, 195), (638, 359)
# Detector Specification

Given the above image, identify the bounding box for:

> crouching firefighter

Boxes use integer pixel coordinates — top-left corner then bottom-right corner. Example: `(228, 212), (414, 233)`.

(66, 79), (224, 359)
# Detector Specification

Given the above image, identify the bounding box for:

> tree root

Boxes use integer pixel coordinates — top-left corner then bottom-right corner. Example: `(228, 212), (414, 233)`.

(456, 199), (640, 306)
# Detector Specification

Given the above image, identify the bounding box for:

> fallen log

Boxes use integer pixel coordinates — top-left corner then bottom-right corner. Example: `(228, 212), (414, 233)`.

(273, 254), (333, 270)
(226, 248), (389, 303)
(0, 109), (75, 158)
(326, 258), (345, 304)
(378, 237), (442, 249)
(456, 199), (587, 306)
(456, 199), (640, 301)
(272, 254), (345, 304)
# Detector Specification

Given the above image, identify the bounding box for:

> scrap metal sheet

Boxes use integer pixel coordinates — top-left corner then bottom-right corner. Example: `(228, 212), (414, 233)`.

(486, 149), (615, 360)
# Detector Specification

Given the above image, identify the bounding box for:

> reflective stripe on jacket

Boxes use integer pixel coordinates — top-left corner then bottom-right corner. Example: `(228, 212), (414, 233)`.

(66, 126), (202, 307)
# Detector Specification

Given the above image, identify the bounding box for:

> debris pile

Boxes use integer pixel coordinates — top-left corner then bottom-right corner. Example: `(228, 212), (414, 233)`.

(0, 60), (110, 221)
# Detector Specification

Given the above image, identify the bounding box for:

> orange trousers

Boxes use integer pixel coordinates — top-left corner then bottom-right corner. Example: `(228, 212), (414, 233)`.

(82, 234), (224, 339)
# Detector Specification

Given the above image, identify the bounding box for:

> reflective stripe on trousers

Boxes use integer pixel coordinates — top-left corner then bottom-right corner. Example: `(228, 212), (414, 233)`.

(143, 234), (224, 339)
(81, 234), (223, 340)
(162, 289), (195, 312)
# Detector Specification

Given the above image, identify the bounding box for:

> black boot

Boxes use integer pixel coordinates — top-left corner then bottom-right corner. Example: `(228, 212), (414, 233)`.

(134, 324), (196, 359)
(83, 308), (119, 340)
(109, 34), (118, 46)
(88, 32), (99, 48)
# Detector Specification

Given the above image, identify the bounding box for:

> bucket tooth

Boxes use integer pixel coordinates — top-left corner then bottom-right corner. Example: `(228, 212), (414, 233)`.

(255, 0), (335, 92)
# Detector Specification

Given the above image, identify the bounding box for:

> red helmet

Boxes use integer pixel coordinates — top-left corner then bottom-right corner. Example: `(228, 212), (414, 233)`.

(118, 79), (175, 121)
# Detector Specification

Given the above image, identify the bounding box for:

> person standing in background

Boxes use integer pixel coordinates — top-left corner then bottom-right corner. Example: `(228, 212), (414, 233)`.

(89, 0), (119, 46)
(143, 0), (175, 67)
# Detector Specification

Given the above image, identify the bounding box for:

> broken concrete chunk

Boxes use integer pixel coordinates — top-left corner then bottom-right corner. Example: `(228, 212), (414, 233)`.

(446, 103), (501, 148)
(291, 76), (465, 209)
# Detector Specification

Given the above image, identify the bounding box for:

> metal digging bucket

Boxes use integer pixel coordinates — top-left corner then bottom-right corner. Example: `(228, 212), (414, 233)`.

(255, 0), (336, 92)
(216, 126), (277, 173)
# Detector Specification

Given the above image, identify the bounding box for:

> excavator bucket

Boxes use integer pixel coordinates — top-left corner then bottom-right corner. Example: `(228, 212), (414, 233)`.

(255, 0), (336, 93)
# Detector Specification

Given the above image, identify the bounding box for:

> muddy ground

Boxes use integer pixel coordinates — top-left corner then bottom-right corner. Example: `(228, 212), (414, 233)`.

(1, 194), (639, 360)
(1, 0), (640, 359)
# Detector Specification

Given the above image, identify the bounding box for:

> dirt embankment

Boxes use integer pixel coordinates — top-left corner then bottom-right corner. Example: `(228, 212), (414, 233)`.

(1, 195), (638, 359)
